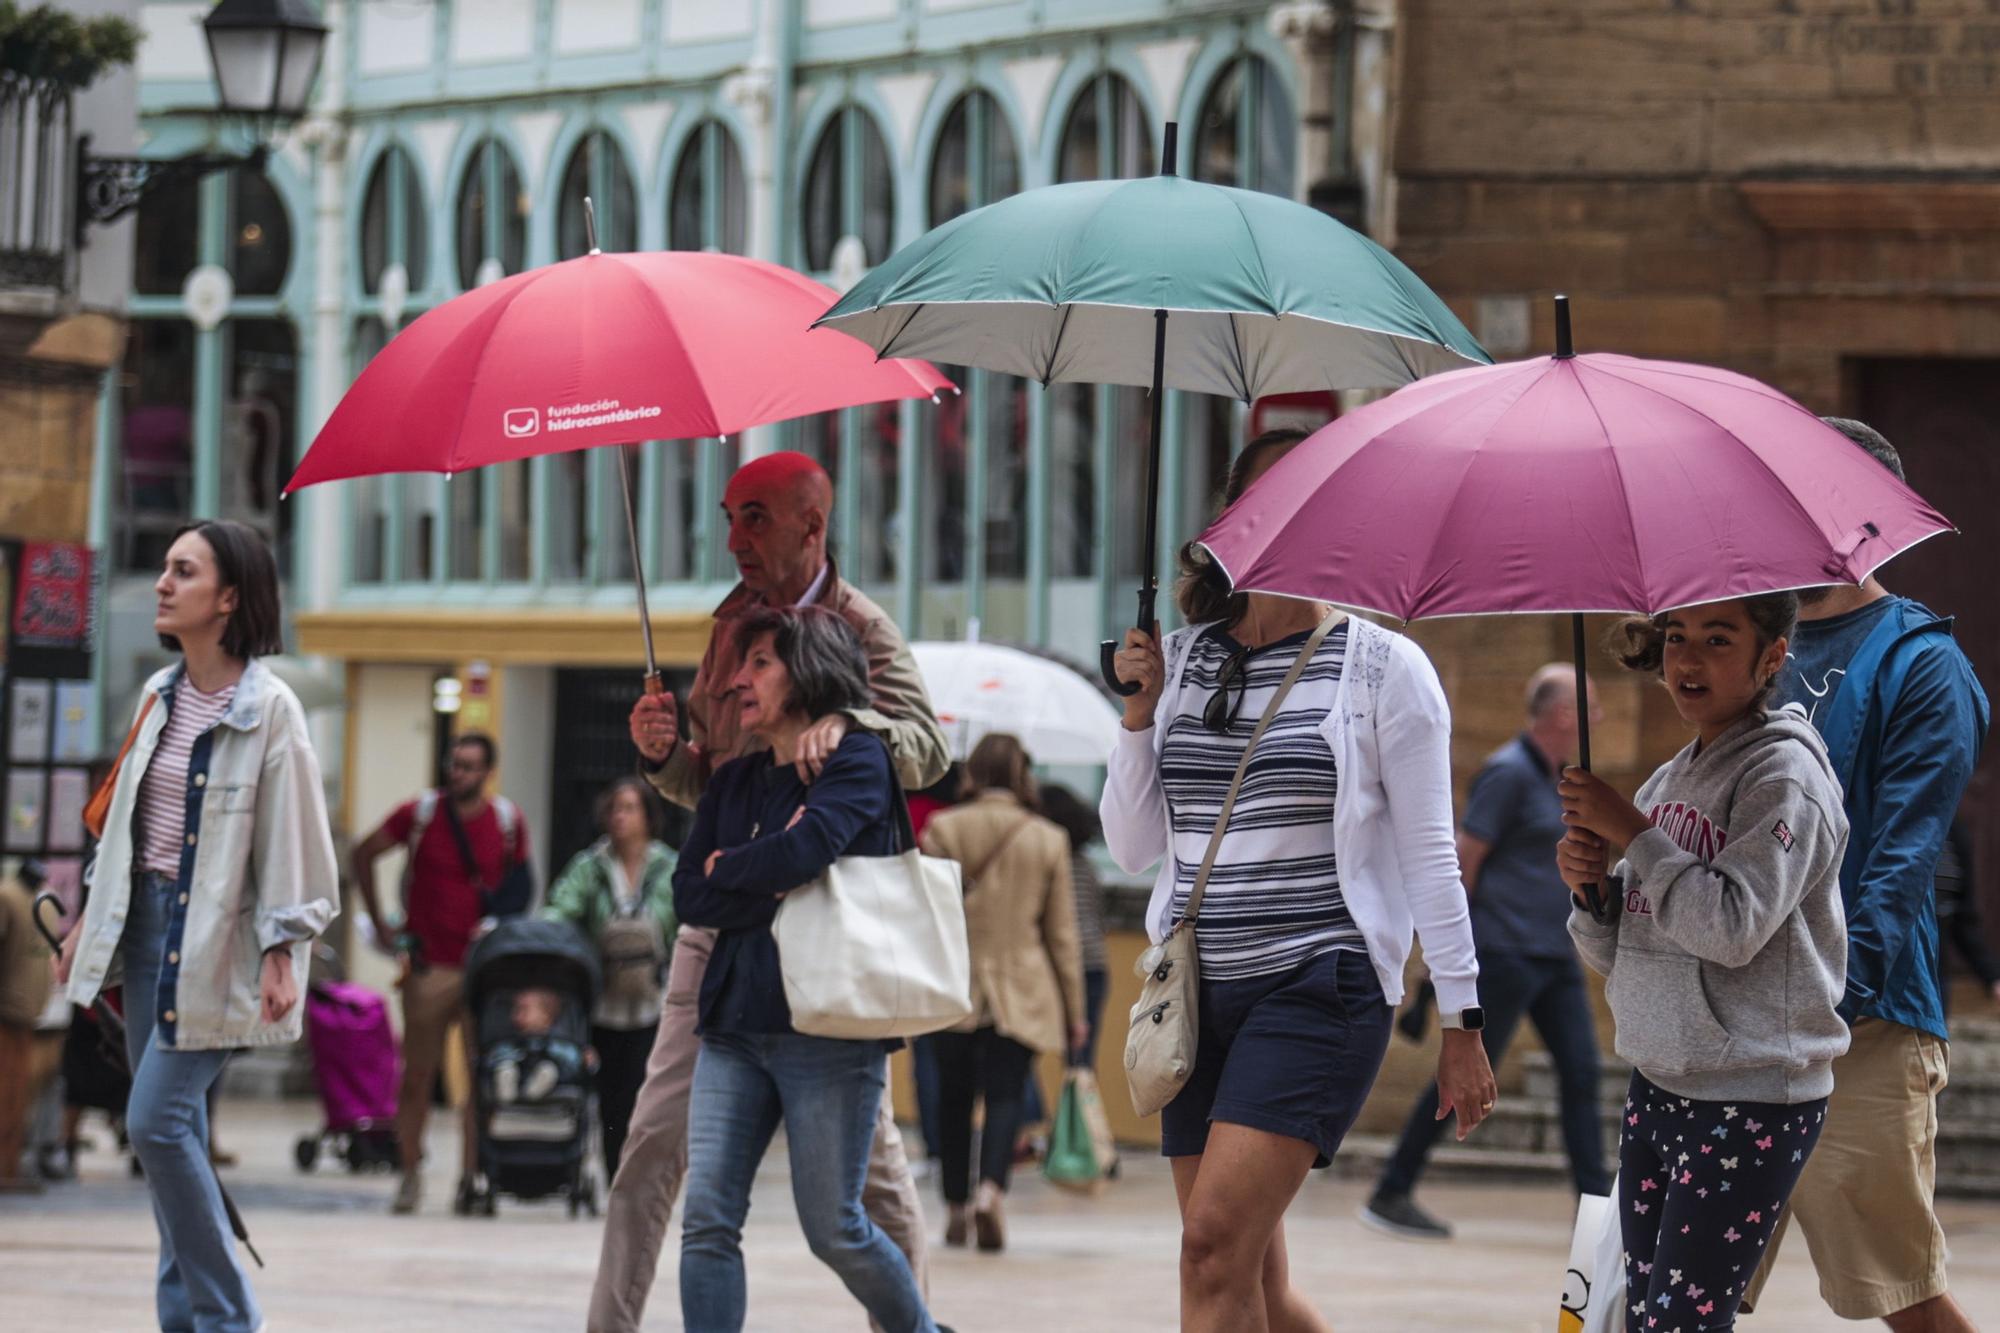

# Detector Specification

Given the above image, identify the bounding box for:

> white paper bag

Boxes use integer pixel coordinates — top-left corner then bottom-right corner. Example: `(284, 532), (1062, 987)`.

(1560, 1181), (1624, 1333)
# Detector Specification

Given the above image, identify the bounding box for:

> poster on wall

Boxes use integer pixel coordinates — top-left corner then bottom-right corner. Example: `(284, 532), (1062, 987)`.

(53, 680), (95, 761)
(5, 768), (46, 852)
(8, 678), (51, 762)
(46, 768), (88, 852)
(11, 541), (94, 652)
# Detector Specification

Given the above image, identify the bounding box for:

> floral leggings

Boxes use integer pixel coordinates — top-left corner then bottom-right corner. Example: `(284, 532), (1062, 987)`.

(1618, 1072), (1827, 1333)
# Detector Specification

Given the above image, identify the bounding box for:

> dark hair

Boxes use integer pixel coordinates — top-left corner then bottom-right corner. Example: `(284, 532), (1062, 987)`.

(453, 731), (497, 770)
(1612, 591), (1800, 712)
(1820, 416), (1905, 483)
(1175, 427), (1311, 629)
(963, 733), (1038, 808)
(1037, 783), (1101, 851)
(731, 605), (872, 720)
(157, 520), (283, 659)
(595, 775), (666, 841)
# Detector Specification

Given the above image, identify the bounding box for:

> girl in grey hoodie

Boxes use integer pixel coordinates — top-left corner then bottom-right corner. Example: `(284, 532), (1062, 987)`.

(1558, 591), (1849, 1333)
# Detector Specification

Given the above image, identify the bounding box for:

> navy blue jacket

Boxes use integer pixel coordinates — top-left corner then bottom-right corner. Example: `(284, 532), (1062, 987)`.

(672, 732), (898, 1035)
(1808, 598), (1989, 1040)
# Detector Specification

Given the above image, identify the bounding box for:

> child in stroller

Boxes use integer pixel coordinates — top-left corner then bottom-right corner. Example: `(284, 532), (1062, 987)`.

(464, 918), (601, 1216)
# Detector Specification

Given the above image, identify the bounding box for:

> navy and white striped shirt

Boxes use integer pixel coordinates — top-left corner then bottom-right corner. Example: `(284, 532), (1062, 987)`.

(1158, 622), (1361, 980)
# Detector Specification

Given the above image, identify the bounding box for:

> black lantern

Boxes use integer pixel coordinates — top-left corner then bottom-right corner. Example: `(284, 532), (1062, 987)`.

(77, 0), (328, 238)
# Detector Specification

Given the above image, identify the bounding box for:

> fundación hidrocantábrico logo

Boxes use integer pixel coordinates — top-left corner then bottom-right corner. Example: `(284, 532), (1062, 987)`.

(505, 399), (664, 439)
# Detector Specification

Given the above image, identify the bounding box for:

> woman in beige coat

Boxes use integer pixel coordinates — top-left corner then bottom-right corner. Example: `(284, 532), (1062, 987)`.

(919, 733), (1086, 1252)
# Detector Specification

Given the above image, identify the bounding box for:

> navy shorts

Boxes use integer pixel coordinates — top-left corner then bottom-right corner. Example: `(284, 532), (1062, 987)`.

(1160, 948), (1393, 1166)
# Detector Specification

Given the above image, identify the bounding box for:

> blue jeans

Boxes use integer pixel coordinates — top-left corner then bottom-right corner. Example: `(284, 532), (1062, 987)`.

(681, 1031), (935, 1333)
(1377, 950), (1610, 1198)
(123, 871), (259, 1333)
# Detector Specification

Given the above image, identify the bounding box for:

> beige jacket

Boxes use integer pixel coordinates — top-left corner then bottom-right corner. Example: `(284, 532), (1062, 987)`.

(921, 792), (1085, 1054)
(646, 561), (949, 811)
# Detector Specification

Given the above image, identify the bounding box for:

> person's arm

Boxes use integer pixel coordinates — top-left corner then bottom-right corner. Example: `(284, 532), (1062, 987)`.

(251, 713), (341, 1023)
(1839, 649), (1985, 1019)
(840, 620), (951, 792)
(670, 781), (772, 931)
(539, 852), (598, 932)
(1621, 777), (1843, 968)
(1041, 837), (1087, 1045)
(1456, 833), (1492, 898)
(702, 743), (893, 897)
(645, 668), (719, 810)
(1456, 757), (1519, 898)
(349, 806), (411, 955)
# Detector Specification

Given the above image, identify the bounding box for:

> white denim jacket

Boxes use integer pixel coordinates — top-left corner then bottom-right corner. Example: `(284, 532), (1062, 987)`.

(68, 659), (340, 1050)
(1099, 615), (1482, 1015)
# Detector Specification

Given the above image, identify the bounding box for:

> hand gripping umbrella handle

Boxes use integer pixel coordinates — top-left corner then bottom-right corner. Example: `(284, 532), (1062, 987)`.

(1100, 586), (1156, 697)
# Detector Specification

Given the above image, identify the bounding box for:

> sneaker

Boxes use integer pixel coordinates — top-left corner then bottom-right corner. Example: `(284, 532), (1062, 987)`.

(452, 1175), (483, 1217)
(391, 1173), (422, 1215)
(1359, 1191), (1452, 1241)
(944, 1203), (969, 1248)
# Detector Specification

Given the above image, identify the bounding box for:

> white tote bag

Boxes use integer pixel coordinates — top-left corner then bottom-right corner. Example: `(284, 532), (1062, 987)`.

(1560, 1182), (1625, 1333)
(772, 789), (974, 1041)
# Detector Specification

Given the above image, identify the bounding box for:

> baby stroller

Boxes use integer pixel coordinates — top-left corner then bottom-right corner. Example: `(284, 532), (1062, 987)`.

(294, 943), (401, 1174)
(465, 917), (602, 1217)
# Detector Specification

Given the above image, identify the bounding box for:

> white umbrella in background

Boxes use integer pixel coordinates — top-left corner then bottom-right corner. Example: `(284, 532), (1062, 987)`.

(911, 641), (1121, 766)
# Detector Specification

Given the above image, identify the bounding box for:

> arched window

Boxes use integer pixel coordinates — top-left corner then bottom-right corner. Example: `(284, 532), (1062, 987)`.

(230, 170), (292, 296)
(669, 120), (747, 253)
(360, 145), (428, 293)
(456, 138), (527, 289)
(1057, 73), (1152, 184)
(801, 106), (893, 272)
(1194, 56), (1294, 197)
(927, 91), (1018, 225)
(557, 130), (636, 257)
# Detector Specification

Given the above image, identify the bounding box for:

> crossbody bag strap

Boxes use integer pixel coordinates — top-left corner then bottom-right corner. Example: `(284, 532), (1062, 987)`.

(439, 797), (489, 892)
(962, 815), (1035, 894)
(1182, 610), (1344, 924)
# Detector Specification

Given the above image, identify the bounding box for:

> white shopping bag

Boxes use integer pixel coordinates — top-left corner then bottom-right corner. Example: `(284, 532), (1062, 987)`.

(1559, 1181), (1624, 1333)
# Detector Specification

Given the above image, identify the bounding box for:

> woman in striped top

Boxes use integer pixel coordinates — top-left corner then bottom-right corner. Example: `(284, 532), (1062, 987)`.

(57, 521), (338, 1333)
(1102, 430), (1496, 1332)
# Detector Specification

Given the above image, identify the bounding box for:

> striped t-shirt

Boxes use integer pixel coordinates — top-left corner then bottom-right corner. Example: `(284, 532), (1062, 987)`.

(1158, 622), (1361, 980)
(137, 676), (238, 875)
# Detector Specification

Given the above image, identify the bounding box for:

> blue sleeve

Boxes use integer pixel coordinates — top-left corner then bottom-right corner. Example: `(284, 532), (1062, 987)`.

(1460, 757), (1527, 846)
(703, 739), (893, 897)
(1841, 645), (1987, 1019)
(671, 772), (774, 932)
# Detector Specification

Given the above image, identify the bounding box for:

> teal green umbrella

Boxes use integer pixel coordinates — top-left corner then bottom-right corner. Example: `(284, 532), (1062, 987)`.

(818, 123), (1487, 692)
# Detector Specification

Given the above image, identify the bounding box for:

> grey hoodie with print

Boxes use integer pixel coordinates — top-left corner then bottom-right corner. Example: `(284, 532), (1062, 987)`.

(1569, 707), (1851, 1103)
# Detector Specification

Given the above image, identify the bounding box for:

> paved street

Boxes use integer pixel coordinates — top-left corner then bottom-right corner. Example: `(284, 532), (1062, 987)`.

(5, 1097), (1998, 1331)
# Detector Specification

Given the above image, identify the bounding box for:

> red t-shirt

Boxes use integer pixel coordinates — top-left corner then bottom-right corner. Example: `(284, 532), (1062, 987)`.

(382, 795), (530, 969)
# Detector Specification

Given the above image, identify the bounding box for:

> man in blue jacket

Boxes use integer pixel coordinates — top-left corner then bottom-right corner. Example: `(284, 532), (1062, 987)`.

(1745, 418), (1989, 1332)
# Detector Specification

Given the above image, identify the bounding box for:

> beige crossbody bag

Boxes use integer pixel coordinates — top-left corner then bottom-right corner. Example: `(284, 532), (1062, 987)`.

(1122, 610), (1344, 1118)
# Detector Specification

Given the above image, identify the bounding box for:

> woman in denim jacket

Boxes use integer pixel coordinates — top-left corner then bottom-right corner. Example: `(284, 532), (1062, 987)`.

(57, 520), (339, 1333)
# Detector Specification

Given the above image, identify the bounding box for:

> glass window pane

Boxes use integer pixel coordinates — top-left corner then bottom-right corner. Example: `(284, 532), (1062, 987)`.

(396, 474), (438, 582)
(349, 318), (392, 583)
(852, 402), (901, 588)
(1048, 384), (1095, 579)
(133, 174), (199, 296)
(982, 373), (1028, 580)
(1195, 58), (1294, 197)
(928, 92), (1019, 227)
(496, 461), (531, 581)
(670, 122), (748, 254)
(803, 108), (895, 270)
(558, 132), (636, 258)
(222, 318), (298, 570)
(546, 451), (590, 581)
(230, 170), (291, 295)
(922, 369), (968, 584)
(598, 446), (638, 583)
(447, 473), (483, 579)
(456, 139), (527, 290)
(361, 147), (428, 293)
(856, 114), (893, 264)
(652, 441), (698, 581)
(117, 319), (196, 572)
(1111, 386), (1151, 582)
(1057, 74), (1153, 184)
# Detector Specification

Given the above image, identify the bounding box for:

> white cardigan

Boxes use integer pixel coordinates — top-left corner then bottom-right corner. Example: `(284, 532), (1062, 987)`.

(1100, 615), (1481, 1014)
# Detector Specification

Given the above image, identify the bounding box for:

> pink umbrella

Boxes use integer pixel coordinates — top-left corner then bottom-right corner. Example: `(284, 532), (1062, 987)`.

(1196, 298), (1953, 909)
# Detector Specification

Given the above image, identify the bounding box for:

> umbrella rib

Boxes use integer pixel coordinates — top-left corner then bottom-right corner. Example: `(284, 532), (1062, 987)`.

(1226, 312), (1252, 402)
(435, 274), (550, 476)
(1042, 303), (1075, 387)
(879, 303), (927, 362)
(1566, 366), (1653, 609)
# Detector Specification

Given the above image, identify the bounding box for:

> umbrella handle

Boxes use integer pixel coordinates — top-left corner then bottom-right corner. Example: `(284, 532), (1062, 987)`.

(1571, 612), (1608, 918)
(642, 671), (664, 697)
(31, 892), (68, 953)
(1099, 586), (1157, 697)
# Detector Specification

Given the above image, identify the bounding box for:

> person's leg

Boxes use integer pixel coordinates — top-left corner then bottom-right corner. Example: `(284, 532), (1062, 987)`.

(859, 1086), (931, 1301)
(1616, 1075), (1670, 1333)
(1742, 1020), (1959, 1325)
(587, 927), (711, 1333)
(776, 1035), (936, 1333)
(1525, 955), (1612, 1197)
(975, 1032), (1035, 1194)
(1367, 950), (1532, 1228)
(912, 1035), (943, 1164)
(678, 1035), (783, 1333)
(930, 1030), (979, 1208)
(593, 1023), (655, 1184)
(1080, 968), (1109, 1070)
(1174, 1122), (1321, 1333)
(393, 966), (453, 1194)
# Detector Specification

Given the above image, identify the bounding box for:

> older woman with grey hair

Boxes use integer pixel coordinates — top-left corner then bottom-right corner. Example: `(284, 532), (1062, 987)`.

(671, 605), (938, 1333)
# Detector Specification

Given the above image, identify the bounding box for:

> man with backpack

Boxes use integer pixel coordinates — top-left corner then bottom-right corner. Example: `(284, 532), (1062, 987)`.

(353, 731), (534, 1216)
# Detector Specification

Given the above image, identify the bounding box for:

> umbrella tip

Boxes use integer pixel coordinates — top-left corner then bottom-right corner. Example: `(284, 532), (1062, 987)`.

(1161, 121), (1178, 178)
(1554, 294), (1574, 359)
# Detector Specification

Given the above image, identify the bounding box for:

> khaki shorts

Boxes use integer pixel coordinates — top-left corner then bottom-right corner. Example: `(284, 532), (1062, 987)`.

(1745, 1018), (1951, 1320)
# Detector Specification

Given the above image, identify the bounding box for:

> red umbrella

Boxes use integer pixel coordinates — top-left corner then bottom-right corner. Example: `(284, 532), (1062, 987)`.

(1196, 297), (1952, 909)
(286, 212), (952, 685)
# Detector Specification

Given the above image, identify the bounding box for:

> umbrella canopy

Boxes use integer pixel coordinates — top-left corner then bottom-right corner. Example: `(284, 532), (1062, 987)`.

(911, 641), (1122, 767)
(816, 174), (1488, 398)
(1197, 351), (1952, 622)
(285, 249), (952, 492)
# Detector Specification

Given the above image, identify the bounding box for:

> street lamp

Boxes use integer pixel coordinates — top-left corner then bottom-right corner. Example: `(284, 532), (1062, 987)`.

(76, 0), (328, 239)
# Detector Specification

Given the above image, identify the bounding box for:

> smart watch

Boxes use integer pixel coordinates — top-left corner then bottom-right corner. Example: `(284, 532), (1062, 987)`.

(1439, 1006), (1486, 1032)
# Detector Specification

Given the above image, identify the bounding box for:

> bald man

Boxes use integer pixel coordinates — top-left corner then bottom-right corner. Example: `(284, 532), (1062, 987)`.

(1362, 664), (1611, 1241)
(589, 452), (950, 1333)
